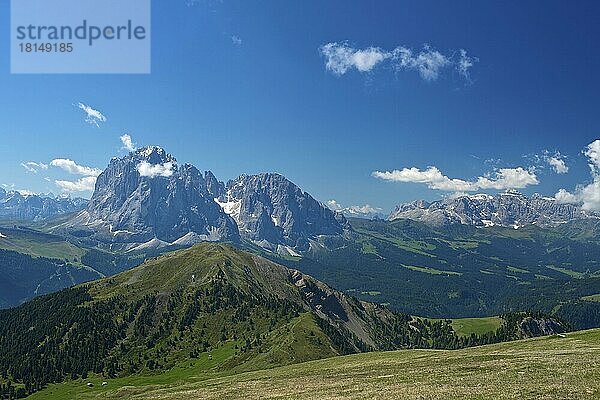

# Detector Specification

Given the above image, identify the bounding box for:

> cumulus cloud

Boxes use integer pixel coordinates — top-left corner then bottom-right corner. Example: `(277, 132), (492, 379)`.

(586, 139), (600, 172)
(137, 161), (175, 178)
(319, 42), (477, 82)
(55, 176), (97, 192)
(476, 168), (539, 190)
(120, 134), (136, 152)
(554, 140), (600, 211)
(50, 159), (102, 177)
(76, 102), (106, 127)
(20, 161), (48, 174)
(372, 166), (538, 192)
(51, 158), (101, 193)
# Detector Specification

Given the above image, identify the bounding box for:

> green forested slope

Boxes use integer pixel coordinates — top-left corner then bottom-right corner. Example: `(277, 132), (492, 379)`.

(0, 244), (565, 398)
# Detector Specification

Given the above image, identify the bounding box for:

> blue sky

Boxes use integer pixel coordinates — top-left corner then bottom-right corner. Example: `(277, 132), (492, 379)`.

(1, 0), (599, 213)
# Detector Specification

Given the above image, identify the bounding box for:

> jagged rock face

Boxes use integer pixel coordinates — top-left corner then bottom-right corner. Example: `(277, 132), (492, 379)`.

(216, 173), (349, 251)
(204, 170), (225, 199)
(60, 147), (349, 252)
(0, 189), (86, 221)
(389, 191), (590, 228)
(66, 147), (239, 244)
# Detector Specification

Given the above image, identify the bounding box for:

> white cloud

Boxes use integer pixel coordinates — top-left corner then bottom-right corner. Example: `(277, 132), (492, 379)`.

(585, 139), (600, 172)
(231, 35), (242, 45)
(76, 102), (106, 127)
(327, 199), (383, 216)
(475, 168), (539, 190)
(20, 161), (48, 174)
(345, 204), (383, 215)
(373, 166), (538, 192)
(393, 46), (450, 81)
(137, 161), (175, 178)
(555, 181), (600, 212)
(554, 188), (579, 203)
(555, 140), (600, 211)
(319, 42), (477, 82)
(50, 159), (102, 177)
(327, 199), (342, 210)
(16, 189), (37, 196)
(320, 43), (389, 75)
(120, 134), (136, 152)
(55, 176), (97, 192)
(525, 150), (568, 174)
(545, 153), (569, 174)
(373, 167), (475, 191)
(457, 49), (478, 81)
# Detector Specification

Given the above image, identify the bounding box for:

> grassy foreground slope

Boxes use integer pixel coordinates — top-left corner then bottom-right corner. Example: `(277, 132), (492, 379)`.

(31, 329), (600, 400)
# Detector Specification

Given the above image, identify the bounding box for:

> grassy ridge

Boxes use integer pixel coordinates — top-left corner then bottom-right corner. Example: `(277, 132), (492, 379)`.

(30, 329), (600, 399)
(448, 316), (504, 337)
(427, 316), (505, 337)
(0, 227), (85, 262)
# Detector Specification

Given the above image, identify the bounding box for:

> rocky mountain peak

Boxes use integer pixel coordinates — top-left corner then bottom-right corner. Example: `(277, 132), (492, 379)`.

(134, 146), (175, 164)
(215, 172), (349, 253)
(61, 148), (239, 247)
(59, 149), (347, 253)
(204, 170), (225, 199)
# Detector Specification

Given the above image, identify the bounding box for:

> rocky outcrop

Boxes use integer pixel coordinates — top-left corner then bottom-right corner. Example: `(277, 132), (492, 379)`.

(518, 316), (567, 338)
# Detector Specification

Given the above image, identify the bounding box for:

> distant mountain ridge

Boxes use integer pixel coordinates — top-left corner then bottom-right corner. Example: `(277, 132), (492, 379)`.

(0, 188), (87, 221)
(58, 147), (348, 253)
(389, 190), (596, 228)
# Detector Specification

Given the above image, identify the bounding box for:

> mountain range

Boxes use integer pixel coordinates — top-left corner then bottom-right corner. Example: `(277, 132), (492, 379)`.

(0, 188), (86, 222)
(389, 190), (597, 229)
(53, 146), (348, 254)
(2, 146), (600, 319)
(5, 148), (599, 250)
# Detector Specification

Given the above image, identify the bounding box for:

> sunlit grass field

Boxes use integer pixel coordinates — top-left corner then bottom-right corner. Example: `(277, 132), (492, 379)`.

(31, 329), (600, 399)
